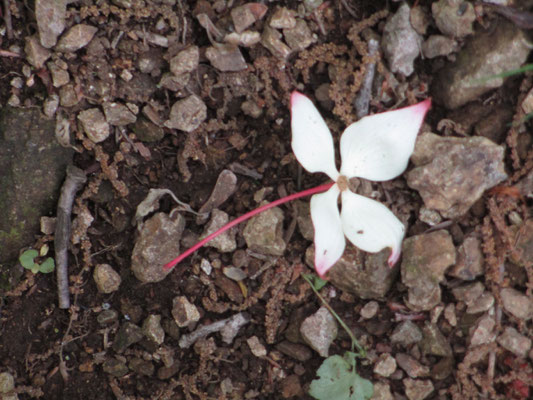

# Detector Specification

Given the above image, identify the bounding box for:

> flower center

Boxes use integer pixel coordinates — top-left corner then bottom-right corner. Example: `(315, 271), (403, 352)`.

(337, 175), (349, 192)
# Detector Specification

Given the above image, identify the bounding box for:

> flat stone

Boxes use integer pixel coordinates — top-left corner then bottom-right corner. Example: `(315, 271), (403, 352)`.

(131, 211), (185, 283)
(200, 209), (236, 253)
(275, 341), (312, 362)
(452, 281), (485, 305)
(55, 24), (98, 52)
(170, 46), (199, 76)
(360, 301), (379, 319)
(131, 118), (164, 142)
(469, 314), (496, 347)
(97, 309), (118, 325)
(497, 327), (532, 357)
(247, 336), (267, 358)
(269, 7), (296, 29)
(78, 108), (110, 143)
(403, 378), (434, 400)
(308, 245), (398, 299)
(295, 200), (314, 241)
(231, 5), (257, 33)
(35, 0), (67, 48)
(433, 21), (531, 109)
(374, 353), (397, 377)
(422, 35), (457, 58)
(59, 84), (80, 107)
(243, 203), (286, 256)
(432, 0), (476, 38)
(128, 358), (154, 376)
(448, 234), (484, 280)
(172, 296), (200, 328)
(142, 314), (165, 345)
(401, 230), (456, 311)
(103, 358), (129, 377)
(47, 61), (70, 87)
(408, 133), (507, 218)
(25, 35), (51, 68)
(164, 95), (207, 132)
(467, 292), (494, 314)
(261, 26), (291, 59)
(205, 44), (247, 72)
(500, 288), (533, 320)
(391, 321), (423, 346)
(381, 3), (421, 76)
(420, 323), (452, 357)
(0, 107), (73, 262)
(283, 19), (315, 52)
(113, 322), (144, 353)
(103, 102), (137, 126)
(300, 307), (337, 357)
(93, 263), (121, 293)
(43, 94), (60, 118)
(371, 382), (393, 400)
(396, 353), (430, 378)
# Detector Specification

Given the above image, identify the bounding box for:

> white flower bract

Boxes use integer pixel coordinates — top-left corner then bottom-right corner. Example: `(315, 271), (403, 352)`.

(291, 91), (431, 277)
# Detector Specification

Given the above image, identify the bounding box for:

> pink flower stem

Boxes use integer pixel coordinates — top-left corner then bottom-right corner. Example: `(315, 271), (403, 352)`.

(164, 182), (334, 271)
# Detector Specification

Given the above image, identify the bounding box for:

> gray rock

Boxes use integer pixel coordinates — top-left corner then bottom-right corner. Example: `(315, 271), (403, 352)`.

(35, 0), (67, 48)
(93, 263), (121, 294)
(231, 4), (257, 33)
(391, 321), (423, 346)
(295, 200), (314, 241)
(403, 378), (434, 400)
(170, 46), (199, 76)
(467, 292), (494, 314)
(497, 327), (532, 357)
(371, 382), (393, 400)
(261, 26), (291, 59)
(448, 234), (484, 280)
(300, 307), (337, 357)
(420, 323), (453, 357)
(243, 203), (286, 256)
(452, 281), (485, 305)
(270, 7), (296, 29)
(128, 358), (154, 376)
(55, 24), (98, 52)
(78, 108), (110, 143)
(0, 372), (14, 393)
(164, 95), (207, 132)
(512, 218), (533, 266)
(43, 94), (60, 118)
(59, 84), (80, 107)
(142, 314), (165, 345)
(103, 358), (129, 377)
(103, 102), (137, 126)
(247, 336), (267, 357)
(469, 314), (496, 347)
(97, 309), (119, 325)
(395, 353), (430, 378)
(275, 341), (312, 362)
(47, 61), (69, 87)
(200, 209), (236, 253)
(131, 118), (164, 142)
(0, 107), (73, 262)
(205, 44), (248, 72)
(131, 211), (185, 283)
(113, 322), (144, 353)
(308, 245), (398, 299)
(25, 35), (51, 68)
(401, 230), (456, 311)
(374, 353), (397, 377)
(360, 301), (379, 319)
(284, 19), (315, 52)
(172, 296), (200, 328)
(159, 72), (189, 92)
(500, 288), (533, 320)
(433, 21), (531, 109)
(431, 0), (476, 38)
(407, 133), (507, 218)
(422, 35), (457, 59)
(381, 3), (422, 76)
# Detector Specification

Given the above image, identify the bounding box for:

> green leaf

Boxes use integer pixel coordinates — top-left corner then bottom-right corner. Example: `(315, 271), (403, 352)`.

(302, 273), (328, 291)
(31, 264), (40, 274)
(309, 353), (373, 400)
(39, 258), (55, 273)
(19, 249), (39, 269)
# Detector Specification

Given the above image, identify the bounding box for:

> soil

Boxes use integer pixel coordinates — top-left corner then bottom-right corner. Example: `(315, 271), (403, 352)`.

(0, 1), (532, 400)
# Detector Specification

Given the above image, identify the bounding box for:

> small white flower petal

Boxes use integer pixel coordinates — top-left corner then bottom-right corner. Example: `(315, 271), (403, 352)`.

(340, 191), (405, 266)
(310, 184), (345, 277)
(340, 99), (431, 181)
(291, 91), (339, 181)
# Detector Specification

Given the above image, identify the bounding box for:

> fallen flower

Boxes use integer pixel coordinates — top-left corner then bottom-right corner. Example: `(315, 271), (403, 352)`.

(291, 91), (431, 277)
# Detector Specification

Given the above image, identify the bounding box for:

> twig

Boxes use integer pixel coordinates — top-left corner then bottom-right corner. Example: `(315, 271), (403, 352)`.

(354, 38), (379, 119)
(55, 166), (87, 309)
(3, 0), (13, 40)
(178, 312), (250, 349)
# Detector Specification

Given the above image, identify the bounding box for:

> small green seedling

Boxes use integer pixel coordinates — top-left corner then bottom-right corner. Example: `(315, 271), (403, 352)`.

(303, 274), (373, 400)
(19, 249), (55, 274)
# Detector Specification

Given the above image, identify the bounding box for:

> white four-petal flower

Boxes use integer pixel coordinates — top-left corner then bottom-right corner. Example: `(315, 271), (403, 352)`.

(291, 91), (431, 277)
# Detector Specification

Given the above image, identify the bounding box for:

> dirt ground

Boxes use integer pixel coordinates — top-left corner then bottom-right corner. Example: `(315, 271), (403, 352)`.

(0, 1), (532, 399)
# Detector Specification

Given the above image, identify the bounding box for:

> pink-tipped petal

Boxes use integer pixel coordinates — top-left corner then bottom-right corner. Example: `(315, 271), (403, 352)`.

(291, 91), (339, 181)
(310, 184), (344, 277)
(340, 191), (405, 260)
(340, 99), (431, 181)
